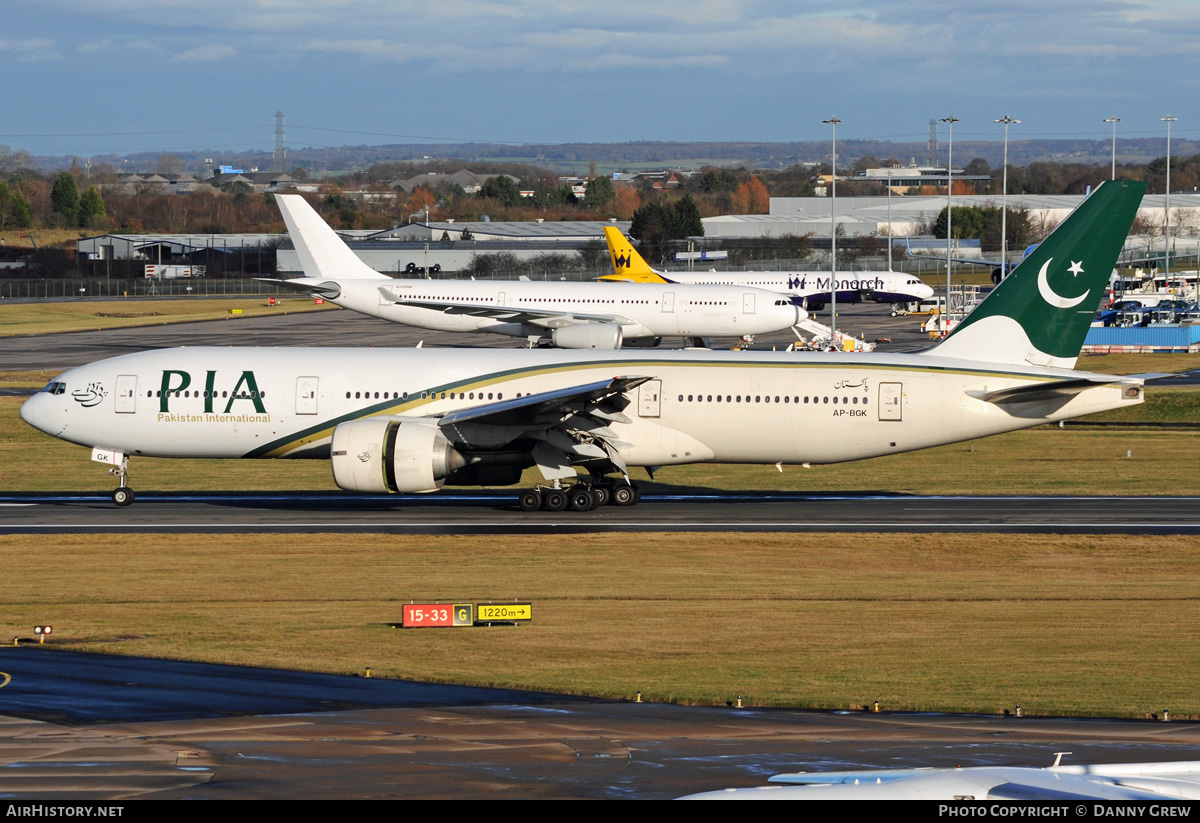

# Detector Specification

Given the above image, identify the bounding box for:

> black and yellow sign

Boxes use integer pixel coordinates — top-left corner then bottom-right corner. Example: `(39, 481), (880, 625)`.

(476, 603), (532, 623)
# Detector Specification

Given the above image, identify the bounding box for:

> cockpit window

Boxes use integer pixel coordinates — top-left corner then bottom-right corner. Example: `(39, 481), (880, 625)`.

(41, 382), (67, 395)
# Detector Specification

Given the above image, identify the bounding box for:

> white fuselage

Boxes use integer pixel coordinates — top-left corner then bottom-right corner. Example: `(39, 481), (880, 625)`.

(655, 270), (933, 307)
(317, 278), (802, 342)
(22, 346), (1139, 473)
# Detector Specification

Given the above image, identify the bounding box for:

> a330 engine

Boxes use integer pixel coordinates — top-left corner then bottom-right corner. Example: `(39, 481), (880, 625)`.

(331, 417), (469, 493)
(549, 322), (624, 349)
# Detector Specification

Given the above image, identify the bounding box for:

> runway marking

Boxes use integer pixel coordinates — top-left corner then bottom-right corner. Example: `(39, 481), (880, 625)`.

(3, 522), (1200, 529)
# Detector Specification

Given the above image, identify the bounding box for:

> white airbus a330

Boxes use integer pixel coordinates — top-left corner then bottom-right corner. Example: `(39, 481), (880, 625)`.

(272, 194), (805, 349)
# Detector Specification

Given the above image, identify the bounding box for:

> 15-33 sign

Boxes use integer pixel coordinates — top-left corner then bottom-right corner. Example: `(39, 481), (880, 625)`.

(402, 603), (473, 628)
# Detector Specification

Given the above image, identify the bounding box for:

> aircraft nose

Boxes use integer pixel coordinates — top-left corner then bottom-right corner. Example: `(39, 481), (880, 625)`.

(20, 391), (53, 435)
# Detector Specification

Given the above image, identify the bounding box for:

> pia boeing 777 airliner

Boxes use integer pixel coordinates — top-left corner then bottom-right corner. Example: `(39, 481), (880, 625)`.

(22, 182), (1147, 512)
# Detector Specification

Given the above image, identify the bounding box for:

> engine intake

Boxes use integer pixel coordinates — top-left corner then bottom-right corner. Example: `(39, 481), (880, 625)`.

(331, 417), (468, 493)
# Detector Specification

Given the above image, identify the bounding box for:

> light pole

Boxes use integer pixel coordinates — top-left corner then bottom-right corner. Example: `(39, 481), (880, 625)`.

(994, 115), (1019, 281)
(823, 117), (842, 345)
(886, 166), (893, 272)
(940, 115), (958, 331)
(1104, 116), (1121, 181)
(1161, 115), (1177, 279)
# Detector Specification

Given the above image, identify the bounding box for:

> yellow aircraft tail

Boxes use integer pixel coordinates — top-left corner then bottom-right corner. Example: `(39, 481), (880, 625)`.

(599, 226), (669, 284)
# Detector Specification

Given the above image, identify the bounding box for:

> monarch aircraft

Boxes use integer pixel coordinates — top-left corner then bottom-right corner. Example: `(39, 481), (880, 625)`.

(270, 195), (804, 349)
(21, 182), (1147, 512)
(600, 226), (934, 312)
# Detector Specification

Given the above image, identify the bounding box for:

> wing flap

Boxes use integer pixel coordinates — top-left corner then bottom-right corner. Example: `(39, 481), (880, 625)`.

(436, 376), (652, 481)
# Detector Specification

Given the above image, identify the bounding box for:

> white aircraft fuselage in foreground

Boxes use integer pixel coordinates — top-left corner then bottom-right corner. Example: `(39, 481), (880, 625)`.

(682, 760), (1200, 800)
(21, 181), (1148, 510)
(601, 226), (935, 311)
(272, 194), (803, 348)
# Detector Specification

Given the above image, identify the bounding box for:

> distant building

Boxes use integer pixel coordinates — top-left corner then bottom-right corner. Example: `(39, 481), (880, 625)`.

(393, 170), (518, 195)
(115, 173), (204, 195)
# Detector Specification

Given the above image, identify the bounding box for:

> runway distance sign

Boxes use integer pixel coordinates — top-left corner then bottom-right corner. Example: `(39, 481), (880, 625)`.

(402, 604), (473, 628)
(476, 603), (532, 623)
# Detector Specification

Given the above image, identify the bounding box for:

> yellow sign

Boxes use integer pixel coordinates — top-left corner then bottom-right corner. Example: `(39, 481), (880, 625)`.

(476, 603), (532, 622)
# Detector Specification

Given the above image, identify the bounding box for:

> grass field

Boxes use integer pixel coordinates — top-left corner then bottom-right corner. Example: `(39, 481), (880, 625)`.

(0, 296), (333, 338)
(3, 531), (1198, 719)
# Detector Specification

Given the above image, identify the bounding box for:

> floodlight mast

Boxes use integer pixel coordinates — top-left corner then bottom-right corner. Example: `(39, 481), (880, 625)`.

(994, 115), (1020, 281)
(940, 115), (959, 330)
(823, 116), (842, 345)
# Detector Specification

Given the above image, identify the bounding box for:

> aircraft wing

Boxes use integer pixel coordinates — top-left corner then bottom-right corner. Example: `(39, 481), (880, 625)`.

(434, 376), (652, 480)
(379, 288), (637, 329)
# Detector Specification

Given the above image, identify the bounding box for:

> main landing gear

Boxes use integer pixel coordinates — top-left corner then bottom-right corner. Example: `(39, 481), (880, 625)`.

(518, 480), (641, 513)
(109, 456), (135, 507)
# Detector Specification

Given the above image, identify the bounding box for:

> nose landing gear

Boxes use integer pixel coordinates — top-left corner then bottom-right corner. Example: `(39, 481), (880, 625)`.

(108, 455), (135, 507)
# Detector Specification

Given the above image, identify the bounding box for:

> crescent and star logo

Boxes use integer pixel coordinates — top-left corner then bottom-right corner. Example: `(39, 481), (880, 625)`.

(1037, 257), (1089, 309)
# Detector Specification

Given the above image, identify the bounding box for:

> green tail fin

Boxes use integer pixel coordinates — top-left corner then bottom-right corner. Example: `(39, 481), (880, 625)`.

(932, 180), (1145, 369)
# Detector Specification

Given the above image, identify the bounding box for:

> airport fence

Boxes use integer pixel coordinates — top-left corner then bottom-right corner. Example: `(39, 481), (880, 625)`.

(0, 278), (293, 300)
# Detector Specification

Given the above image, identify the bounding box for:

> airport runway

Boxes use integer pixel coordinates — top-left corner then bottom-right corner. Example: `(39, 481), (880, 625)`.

(3, 647), (1198, 800)
(2, 491), (1199, 534)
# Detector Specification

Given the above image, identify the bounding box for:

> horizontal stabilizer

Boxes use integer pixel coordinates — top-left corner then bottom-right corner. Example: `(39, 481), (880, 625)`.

(264, 277), (344, 299)
(966, 376), (1130, 405)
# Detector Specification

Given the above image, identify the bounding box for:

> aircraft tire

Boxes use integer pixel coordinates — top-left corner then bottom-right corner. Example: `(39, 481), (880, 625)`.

(591, 486), (611, 507)
(568, 488), (598, 512)
(519, 490), (542, 512)
(542, 489), (568, 512)
(612, 484), (637, 506)
(112, 487), (135, 507)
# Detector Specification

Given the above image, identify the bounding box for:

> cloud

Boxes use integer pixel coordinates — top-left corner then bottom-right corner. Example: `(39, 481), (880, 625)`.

(0, 38), (63, 62)
(174, 44), (237, 62)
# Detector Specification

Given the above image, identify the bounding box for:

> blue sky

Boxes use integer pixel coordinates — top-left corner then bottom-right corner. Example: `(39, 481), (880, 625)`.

(3, 0), (1199, 157)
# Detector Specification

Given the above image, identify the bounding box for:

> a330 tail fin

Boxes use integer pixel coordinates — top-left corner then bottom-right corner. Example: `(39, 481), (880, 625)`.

(598, 226), (670, 284)
(929, 180), (1145, 369)
(275, 194), (388, 280)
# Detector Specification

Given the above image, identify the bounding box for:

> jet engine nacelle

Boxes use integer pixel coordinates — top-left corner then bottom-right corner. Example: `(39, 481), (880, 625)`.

(550, 322), (624, 349)
(331, 417), (467, 493)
